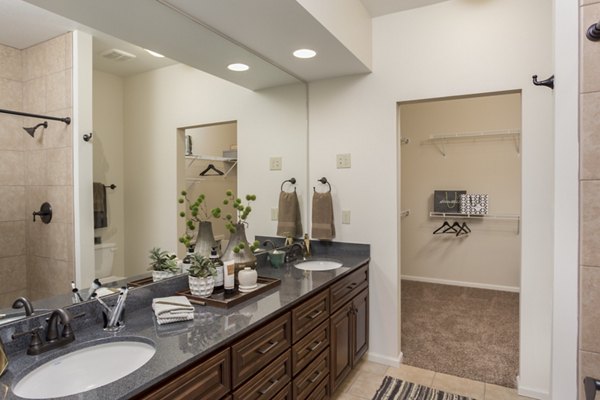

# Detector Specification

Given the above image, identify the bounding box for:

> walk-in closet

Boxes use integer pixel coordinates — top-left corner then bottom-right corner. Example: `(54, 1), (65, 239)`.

(398, 91), (522, 388)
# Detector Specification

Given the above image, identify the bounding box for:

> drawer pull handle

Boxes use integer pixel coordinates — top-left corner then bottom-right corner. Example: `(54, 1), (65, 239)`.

(307, 309), (323, 320)
(308, 340), (322, 352)
(258, 378), (279, 395)
(257, 340), (279, 354)
(309, 370), (322, 383)
(346, 282), (358, 290)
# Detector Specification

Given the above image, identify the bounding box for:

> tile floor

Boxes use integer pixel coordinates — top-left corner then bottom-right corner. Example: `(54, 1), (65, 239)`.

(331, 359), (534, 400)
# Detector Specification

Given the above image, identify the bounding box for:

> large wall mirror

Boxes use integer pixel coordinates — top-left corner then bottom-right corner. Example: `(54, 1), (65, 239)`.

(0, 25), (308, 318)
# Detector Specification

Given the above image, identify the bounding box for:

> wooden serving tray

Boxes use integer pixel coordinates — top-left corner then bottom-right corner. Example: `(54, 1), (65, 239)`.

(177, 276), (281, 309)
(127, 276), (154, 287)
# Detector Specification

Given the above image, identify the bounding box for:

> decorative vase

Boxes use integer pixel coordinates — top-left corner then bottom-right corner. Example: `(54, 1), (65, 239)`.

(194, 221), (218, 258)
(221, 223), (257, 271)
(152, 270), (177, 282)
(189, 275), (215, 297)
(238, 267), (258, 287)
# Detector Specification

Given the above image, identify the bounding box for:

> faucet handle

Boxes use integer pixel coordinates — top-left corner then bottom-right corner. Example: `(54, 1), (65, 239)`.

(12, 327), (44, 355)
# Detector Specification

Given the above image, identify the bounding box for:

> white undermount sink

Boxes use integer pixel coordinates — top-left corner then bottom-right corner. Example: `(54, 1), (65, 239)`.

(13, 339), (156, 399)
(294, 259), (343, 271)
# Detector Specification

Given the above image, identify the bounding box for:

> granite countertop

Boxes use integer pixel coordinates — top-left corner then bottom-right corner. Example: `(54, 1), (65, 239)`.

(0, 242), (369, 400)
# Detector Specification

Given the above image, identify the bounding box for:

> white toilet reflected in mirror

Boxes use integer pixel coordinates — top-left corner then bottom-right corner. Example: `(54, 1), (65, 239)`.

(94, 243), (124, 282)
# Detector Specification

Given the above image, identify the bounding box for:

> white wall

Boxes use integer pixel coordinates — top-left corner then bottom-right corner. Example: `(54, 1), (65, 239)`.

(308, 0), (553, 396)
(122, 65), (307, 276)
(400, 92), (521, 291)
(92, 70), (125, 277)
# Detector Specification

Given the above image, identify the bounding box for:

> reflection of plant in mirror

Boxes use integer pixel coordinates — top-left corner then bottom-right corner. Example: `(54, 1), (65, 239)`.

(188, 253), (217, 278)
(178, 190), (212, 249)
(211, 190), (256, 233)
(148, 247), (179, 272)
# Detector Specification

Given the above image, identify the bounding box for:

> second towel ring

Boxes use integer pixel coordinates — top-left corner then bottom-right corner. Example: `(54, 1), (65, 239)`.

(313, 177), (331, 193)
(281, 177), (296, 192)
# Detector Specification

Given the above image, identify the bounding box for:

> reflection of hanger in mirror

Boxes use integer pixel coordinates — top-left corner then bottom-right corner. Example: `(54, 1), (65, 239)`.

(433, 221), (451, 234)
(199, 164), (224, 176)
(456, 222), (471, 236)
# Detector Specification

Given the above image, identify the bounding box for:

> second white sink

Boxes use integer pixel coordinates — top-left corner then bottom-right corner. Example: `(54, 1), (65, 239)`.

(294, 259), (343, 271)
(13, 339), (156, 399)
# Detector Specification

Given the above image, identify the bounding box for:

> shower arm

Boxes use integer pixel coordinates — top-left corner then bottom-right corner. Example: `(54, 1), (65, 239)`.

(0, 108), (71, 125)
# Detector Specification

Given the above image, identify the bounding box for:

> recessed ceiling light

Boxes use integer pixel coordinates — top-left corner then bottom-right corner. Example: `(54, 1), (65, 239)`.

(293, 49), (317, 59)
(144, 49), (165, 58)
(227, 63), (250, 72)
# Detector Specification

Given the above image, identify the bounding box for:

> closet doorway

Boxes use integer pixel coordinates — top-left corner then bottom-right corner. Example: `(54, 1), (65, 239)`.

(179, 121), (238, 253)
(398, 92), (521, 389)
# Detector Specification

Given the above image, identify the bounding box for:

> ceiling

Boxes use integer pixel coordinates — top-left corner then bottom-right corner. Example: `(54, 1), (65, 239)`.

(0, 0), (449, 89)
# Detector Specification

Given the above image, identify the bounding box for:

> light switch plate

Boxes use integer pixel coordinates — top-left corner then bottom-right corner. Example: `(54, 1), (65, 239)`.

(270, 157), (282, 170)
(336, 154), (351, 169)
(342, 210), (351, 224)
(271, 208), (278, 221)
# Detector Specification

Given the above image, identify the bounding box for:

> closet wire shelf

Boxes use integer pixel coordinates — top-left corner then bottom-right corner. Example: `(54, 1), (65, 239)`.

(185, 155), (237, 183)
(429, 212), (520, 221)
(422, 129), (521, 156)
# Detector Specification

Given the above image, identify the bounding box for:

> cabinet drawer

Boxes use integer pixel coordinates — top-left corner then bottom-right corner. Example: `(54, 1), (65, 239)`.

(308, 374), (330, 400)
(233, 350), (292, 400)
(232, 313), (292, 387)
(292, 289), (329, 343)
(136, 348), (230, 400)
(293, 348), (329, 400)
(330, 265), (368, 312)
(292, 320), (329, 375)
(273, 384), (293, 400)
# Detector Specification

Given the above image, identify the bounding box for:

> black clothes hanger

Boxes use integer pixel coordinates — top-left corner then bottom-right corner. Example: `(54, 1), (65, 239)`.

(199, 164), (224, 176)
(456, 222), (471, 236)
(444, 221), (461, 233)
(433, 221), (452, 234)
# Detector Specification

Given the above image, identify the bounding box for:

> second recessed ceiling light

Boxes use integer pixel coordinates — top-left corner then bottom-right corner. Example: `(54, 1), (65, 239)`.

(293, 49), (317, 59)
(228, 63), (250, 71)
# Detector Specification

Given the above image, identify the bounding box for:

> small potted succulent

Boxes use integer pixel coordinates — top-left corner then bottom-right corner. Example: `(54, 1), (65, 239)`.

(149, 247), (179, 282)
(188, 253), (217, 297)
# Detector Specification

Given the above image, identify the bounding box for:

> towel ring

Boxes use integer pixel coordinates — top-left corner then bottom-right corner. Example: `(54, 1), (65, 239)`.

(280, 177), (296, 192)
(313, 177), (331, 193)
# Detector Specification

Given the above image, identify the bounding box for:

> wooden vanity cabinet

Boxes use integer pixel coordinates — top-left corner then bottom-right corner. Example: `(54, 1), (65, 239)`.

(134, 263), (368, 400)
(329, 266), (369, 394)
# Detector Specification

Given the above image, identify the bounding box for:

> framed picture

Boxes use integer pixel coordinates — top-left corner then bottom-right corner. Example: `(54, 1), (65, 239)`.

(433, 190), (466, 213)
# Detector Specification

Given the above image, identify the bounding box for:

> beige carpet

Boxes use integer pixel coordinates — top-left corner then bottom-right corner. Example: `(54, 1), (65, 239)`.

(401, 280), (519, 388)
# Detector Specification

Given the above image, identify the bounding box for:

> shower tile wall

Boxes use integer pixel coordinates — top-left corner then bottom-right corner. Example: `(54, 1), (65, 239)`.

(0, 33), (74, 308)
(580, 2), (600, 398)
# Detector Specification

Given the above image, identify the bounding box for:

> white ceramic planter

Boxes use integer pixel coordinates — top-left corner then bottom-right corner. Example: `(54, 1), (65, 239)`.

(152, 270), (177, 282)
(189, 275), (215, 297)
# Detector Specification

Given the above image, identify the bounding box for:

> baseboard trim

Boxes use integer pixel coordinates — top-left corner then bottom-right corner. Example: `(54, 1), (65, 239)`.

(401, 275), (520, 293)
(516, 376), (550, 400)
(367, 351), (402, 368)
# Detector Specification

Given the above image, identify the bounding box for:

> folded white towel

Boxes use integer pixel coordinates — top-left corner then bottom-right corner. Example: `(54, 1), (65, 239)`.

(152, 296), (195, 322)
(155, 314), (194, 325)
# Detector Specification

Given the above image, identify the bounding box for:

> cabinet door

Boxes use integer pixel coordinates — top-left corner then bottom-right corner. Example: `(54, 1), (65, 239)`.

(352, 289), (369, 365)
(329, 302), (352, 393)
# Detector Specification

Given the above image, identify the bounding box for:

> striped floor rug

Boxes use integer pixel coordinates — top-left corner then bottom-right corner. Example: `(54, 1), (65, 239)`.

(373, 376), (474, 400)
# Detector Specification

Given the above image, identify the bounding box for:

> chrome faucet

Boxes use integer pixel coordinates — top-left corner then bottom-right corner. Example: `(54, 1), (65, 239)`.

(285, 242), (307, 263)
(96, 287), (128, 331)
(11, 308), (75, 355)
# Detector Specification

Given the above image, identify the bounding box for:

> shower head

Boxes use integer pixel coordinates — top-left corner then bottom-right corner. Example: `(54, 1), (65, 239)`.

(23, 121), (48, 138)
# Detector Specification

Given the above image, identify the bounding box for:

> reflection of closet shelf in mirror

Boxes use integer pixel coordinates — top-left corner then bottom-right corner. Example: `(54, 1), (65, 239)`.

(429, 212), (520, 221)
(185, 155), (237, 180)
(422, 129), (521, 156)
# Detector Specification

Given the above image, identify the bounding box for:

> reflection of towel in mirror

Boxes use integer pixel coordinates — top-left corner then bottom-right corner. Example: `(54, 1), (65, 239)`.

(152, 296), (194, 325)
(277, 191), (303, 238)
(311, 192), (335, 240)
(93, 182), (107, 229)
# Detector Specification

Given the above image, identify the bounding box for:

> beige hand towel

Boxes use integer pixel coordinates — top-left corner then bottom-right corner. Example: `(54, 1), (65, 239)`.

(311, 192), (335, 240)
(277, 191), (303, 238)
(152, 296), (194, 319)
(93, 182), (107, 228)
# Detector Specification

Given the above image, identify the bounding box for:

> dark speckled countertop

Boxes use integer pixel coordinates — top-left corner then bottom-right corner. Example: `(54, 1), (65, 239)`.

(0, 241), (369, 400)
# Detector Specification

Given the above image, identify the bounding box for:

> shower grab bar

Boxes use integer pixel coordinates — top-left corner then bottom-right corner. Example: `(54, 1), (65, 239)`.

(0, 108), (71, 125)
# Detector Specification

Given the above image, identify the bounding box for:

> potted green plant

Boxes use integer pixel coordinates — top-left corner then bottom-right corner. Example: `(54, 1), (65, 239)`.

(212, 191), (260, 269)
(149, 247), (179, 282)
(188, 253), (217, 297)
(178, 190), (218, 257)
